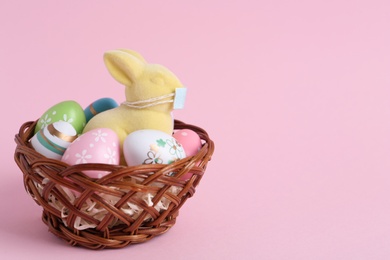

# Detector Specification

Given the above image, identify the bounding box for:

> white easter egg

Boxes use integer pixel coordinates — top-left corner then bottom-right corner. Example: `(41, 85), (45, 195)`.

(30, 121), (77, 160)
(123, 129), (186, 167)
(61, 128), (120, 178)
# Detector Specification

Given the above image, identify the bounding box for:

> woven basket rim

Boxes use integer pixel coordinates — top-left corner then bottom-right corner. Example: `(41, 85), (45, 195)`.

(15, 119), (213, 167)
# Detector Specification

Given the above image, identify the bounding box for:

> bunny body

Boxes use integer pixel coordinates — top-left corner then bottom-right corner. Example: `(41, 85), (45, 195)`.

(83, 49), (184, 164)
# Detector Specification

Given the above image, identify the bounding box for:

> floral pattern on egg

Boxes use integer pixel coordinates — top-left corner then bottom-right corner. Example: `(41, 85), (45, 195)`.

(143, 138), (184, 165)
(123, 129), (186, 167)
(35, 100), (86, 135)
(62, 128), (120, 178)
(39, 111), (75, 129)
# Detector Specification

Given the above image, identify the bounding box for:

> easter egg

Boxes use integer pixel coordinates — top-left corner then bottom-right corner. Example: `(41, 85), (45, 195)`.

(173, 129), (202, 157)
(123, 129), (186, 167)
(35, 100), (86, 135)
(84, 97), (118, 122)
(30, 121), (77, 160)
(61, 128), (120, 178)
(173, 129), (202, 181)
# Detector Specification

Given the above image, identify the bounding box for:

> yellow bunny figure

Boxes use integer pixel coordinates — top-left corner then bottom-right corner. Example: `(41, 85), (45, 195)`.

(83, 49), (185, 164)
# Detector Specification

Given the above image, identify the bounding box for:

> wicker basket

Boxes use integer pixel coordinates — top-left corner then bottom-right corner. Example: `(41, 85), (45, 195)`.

(14, 119), (214, 249)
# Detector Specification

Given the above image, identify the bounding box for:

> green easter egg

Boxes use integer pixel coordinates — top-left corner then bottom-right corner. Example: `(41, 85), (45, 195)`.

(34, 100), (86, 134)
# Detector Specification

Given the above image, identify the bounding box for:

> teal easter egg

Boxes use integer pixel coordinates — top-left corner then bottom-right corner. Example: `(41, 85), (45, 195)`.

(84, 97), (118, 122)
(34, 100), (86, 134)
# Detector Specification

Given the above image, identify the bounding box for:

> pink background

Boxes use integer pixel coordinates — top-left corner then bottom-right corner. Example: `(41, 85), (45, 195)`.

(1, 0), (390, 259)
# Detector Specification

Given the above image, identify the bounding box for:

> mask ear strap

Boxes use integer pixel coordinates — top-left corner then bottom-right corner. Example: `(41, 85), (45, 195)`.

(122, 88), (187, 109)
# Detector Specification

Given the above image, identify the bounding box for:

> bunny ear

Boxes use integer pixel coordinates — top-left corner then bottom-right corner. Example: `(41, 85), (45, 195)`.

(117, 49), (147, 63)
(103, 50), (145, 86)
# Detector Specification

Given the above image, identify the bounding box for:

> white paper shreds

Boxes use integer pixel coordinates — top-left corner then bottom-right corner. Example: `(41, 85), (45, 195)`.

(32, 176), (182, 230)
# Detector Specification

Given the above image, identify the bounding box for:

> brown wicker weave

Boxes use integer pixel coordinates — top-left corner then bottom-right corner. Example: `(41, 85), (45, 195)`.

(14, 120), (214, 249)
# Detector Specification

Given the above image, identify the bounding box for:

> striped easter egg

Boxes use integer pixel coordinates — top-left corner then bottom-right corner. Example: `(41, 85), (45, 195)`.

(30, 121), (77, 160)
(84, 97), (118, 122)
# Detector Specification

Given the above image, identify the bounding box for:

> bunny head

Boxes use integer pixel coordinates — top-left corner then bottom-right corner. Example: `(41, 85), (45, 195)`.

(103, 49), (184, 112)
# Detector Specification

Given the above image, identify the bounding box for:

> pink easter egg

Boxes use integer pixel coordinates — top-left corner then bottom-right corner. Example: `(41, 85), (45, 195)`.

(62, 128), (120, 178)
(173, 129), (202, 180)
(173, 129), (202, 156)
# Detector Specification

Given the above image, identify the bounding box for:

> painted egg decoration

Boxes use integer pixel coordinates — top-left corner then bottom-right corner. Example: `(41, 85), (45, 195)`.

(123, 129), (186, 167)
(173, 129), (202, 181)
(84, 97), (118, 122)
(173, 129), (202, 157)
(30, 121), (78, 160)
(61, 128), (120, 178)
(34, 100), (86, 135)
